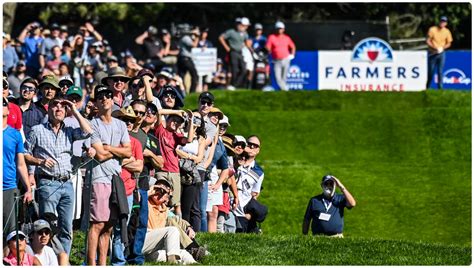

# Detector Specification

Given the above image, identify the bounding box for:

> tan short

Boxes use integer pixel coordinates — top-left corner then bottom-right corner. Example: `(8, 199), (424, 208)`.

(90, 183), (112, 222)
(156, 172), (181, 207)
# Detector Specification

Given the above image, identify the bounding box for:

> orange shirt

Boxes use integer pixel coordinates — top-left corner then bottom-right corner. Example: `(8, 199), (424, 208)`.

(147, 201), (168, 230)
(427, 26), (453, 53)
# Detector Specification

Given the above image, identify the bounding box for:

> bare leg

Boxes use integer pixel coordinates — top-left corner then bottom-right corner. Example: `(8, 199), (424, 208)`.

(207, 205), (219, 233)
(87, 222), (105, 265)
(97, 223), (113, 266)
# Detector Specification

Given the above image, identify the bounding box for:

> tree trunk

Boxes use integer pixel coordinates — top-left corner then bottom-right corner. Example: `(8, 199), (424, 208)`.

(3, 2), (17, 34)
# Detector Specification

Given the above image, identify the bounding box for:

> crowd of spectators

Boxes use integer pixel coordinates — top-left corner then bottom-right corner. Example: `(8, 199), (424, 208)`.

(2, 18), (273, 266)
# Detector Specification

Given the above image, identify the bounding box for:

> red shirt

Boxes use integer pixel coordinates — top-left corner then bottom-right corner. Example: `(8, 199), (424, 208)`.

(155, 124), (185, 173)
(121, 136), (144, 196)
(7, 102), (22, 130)
(266, 33), (295, 60)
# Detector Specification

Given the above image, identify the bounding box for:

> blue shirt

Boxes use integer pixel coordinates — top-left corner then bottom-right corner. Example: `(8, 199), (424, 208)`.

(3, 126), (25, 190)
(252, 35), (267, 52)
(209, 138), (228, 170)
(304, 194), (351, 235)
(3, 45), (19, 72)
(22, 36), (43, 69)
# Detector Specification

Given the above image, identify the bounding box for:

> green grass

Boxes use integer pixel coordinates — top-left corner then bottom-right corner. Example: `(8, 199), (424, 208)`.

(70, 90), (471, 265)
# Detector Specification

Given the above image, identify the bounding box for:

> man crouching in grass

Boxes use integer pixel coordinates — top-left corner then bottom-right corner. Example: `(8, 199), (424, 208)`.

(143, 179), (196, 264)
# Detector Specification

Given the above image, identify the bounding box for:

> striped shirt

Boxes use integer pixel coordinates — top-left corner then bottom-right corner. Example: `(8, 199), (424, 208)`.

(25, 121), (91, 178)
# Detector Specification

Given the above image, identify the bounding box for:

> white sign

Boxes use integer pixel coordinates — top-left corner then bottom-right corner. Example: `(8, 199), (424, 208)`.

(318, 37), (428, 92)
(191, 48), (217, 76)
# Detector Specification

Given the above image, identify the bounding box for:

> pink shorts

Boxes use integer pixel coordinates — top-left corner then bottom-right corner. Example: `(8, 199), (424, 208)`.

(90, 183), (112, 222)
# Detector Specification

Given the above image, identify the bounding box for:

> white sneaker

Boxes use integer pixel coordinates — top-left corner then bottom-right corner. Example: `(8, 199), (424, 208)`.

(227, 85), (236, 91)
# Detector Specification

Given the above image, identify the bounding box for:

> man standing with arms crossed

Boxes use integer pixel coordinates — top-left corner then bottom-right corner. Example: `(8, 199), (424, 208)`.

(426, 16), (453, 90)
(87, 84), (132, 265)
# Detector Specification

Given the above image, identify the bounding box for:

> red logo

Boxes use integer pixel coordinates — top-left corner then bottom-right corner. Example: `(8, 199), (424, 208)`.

(367, 51), (379, 61)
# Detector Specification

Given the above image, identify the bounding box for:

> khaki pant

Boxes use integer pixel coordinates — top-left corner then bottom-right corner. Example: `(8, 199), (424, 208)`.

(143, 227), (195, 264)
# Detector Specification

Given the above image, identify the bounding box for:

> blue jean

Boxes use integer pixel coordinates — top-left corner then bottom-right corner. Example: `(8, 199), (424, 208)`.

(199, 181), (209, 232)
(38, 179), (74, 255)
(111, 194), (133, 266)
(127, 189), (148, 265)
(427, 52), (446, 89)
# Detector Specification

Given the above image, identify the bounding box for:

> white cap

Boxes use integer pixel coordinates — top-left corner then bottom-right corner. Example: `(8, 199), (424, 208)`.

(275, 21), (285, 29)
(6, 230), (27, 242)
(234, 135), (246, 145)
(220, 115), (230, 126)
(240, 17), (251, 26)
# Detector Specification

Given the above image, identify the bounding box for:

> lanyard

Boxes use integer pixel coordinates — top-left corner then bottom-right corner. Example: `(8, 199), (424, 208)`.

(323, 199), (332, 212)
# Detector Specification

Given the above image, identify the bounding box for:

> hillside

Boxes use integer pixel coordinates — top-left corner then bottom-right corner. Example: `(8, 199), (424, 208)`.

(184, 90), (471, 246)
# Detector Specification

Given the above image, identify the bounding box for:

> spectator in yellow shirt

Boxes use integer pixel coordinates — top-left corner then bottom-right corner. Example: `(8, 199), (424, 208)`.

(426, 16), (453, 89)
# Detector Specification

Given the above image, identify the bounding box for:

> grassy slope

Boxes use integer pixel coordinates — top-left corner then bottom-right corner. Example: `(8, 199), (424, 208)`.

(184, 90), (471, 246)
(71, 90), (471, 265)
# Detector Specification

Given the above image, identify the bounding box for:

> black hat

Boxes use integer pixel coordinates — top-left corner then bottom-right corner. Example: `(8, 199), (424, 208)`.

(321, 175), (335, 183)
(50, 23), (60, 30)
(159, 85), (184, 108)
(93, 84), (112, 97)
(199, 91), (214, 103)
(146, 102), (158, 114)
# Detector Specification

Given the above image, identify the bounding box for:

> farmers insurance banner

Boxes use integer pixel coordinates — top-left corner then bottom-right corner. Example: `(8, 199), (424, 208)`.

(318, 38), (427, 91)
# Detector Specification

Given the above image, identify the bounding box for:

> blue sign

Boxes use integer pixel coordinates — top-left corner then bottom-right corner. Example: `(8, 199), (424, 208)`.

(269, 51), (318, 90)
(429, 51), (472, 90)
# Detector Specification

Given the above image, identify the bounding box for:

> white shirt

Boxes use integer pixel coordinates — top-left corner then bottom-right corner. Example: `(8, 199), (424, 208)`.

(35, 245), (58, 266)
(233, 160), (264, 217)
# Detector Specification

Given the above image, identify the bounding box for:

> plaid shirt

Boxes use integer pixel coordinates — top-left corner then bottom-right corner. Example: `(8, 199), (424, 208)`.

(25, 121), (91, 178)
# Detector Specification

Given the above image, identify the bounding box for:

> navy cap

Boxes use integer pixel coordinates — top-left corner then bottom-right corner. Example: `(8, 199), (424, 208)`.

(440, 16), (448, 22)
(199, 91), (214, 102)
(321, 175), (334, 183)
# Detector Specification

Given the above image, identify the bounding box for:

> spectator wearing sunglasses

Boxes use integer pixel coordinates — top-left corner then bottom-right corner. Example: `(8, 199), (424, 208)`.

(3, 230), (40, 266)
(17, 77), (44, 138)
(155, 109), (196, 219)
(159, 85), (184, 110)
(58, 75), (74, 97)
(111, 106), (144, 265)
(129, 68), (163, 111)
(176, 111), (207, 231)
(87, 84), (131, 265)
(3, 77), (23, 132)
(129, 99), (149, 151)
(24, 94), (92, 255)
(29, 219), (61, 266)
(101, 66), (131, 111)
(233, 135), (264, 233)
(127, 103), (164, 265)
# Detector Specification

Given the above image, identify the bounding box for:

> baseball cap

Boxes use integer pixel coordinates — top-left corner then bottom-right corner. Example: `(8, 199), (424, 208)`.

(66, 85), (83, 98)
(59, 75), (74, 84)
(137, 68), (154, 79)
(321, 175), (335, 184)
(107, 55), (118, 63)
(440, 16), (448, 22)
(33, 219), (51, 232)
(220, 115), (230, 126)
(157, 70), (173, 80)
(93, 84), (112, 97)
(275, 21), (285, 29)
(6, 230), (27, 242)
(234, 135), (247, 146)
(39, 75), (60, 89)
(199, 91), (214, 103)
(255, 23), (263, 30)
(240, 17), (251, 26)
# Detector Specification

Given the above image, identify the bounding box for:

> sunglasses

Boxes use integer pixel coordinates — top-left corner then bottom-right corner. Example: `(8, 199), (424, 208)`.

(247, 142), (260, 149)
(36, 229), (51, 236)
(96, 92), (113, 100)
(11, 235), (26, 241)
(163, 93), (176, 99)
(146, 108), (157, 115)
(122, 118), (136, 125)
(133, 110), (146, 117)
(219, 124), (228, 130)
(21, 86), (36, 93)
(131, 82), (143, 89)
(50, 100), (67, 107)
(234, 142), (246, 149)
(200, 100), (213, 106)
(59, 82), (73, 88)
(112, 77), (128, 83)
